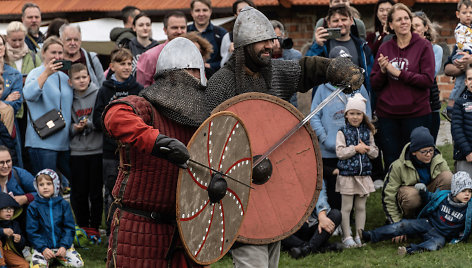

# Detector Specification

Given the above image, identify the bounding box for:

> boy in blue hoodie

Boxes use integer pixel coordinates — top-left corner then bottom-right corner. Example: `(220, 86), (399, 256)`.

(26, 169), (83, 267)
(360, 171), (472, 254)
(68, 63), (103, 238)
(0, 192), (28, 267)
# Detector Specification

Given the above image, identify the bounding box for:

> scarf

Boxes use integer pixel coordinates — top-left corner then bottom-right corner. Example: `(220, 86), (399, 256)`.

(6, 42), (29, 62)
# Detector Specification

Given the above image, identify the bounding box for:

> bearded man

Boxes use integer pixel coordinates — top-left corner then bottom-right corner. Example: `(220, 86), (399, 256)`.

(206, 6), (364, 268)
(103, 37), (208, 268)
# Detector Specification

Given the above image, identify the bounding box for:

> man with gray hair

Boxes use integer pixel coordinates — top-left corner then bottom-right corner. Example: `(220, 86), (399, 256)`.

(22, 2), (44, 53)
(60, 24), (105, 86)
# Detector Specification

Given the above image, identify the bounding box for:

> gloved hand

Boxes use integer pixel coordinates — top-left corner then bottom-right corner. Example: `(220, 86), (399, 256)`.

(326, 57), (365, 93)
(151, 134), (189, 169)
(414, 183), (427, 192)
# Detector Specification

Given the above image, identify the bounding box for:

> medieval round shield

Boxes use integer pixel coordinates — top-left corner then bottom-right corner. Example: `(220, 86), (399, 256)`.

(213, 92), (323, 244)
(177, 111), (252, 265)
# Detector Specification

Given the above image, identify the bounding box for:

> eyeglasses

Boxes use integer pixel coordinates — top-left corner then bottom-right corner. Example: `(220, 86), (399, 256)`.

(418, 149), (434, 155)
(0, 159), (11, 166)
(1, 207), (14, 212)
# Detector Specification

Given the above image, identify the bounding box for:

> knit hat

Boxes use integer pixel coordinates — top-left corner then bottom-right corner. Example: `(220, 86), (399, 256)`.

(409, 126), (435, 152)
(451, 171), (472, 196)
(345, 93), (366, 114)
(329, 46), (352, 59)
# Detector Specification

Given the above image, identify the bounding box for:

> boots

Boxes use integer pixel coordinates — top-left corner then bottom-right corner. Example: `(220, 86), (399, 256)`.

(289, 243), (312, 259)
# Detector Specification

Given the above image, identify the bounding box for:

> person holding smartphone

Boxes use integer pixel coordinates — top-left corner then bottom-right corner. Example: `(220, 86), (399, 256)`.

(23, 36), (73, 188)
(306, 5), (373, 96)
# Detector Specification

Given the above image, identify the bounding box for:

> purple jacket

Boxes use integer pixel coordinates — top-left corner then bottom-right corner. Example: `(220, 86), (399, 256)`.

(136, 41), (168, 87)
(371, 32), (434, 118)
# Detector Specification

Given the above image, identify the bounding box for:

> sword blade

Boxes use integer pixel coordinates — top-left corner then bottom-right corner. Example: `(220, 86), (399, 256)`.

(253, 86), (345, 167)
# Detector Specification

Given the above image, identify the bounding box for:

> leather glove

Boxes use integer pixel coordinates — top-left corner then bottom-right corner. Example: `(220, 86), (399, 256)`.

(326, 57), (365, 92)
(151, 134), (189, 169)
(414, 183), (427, 192)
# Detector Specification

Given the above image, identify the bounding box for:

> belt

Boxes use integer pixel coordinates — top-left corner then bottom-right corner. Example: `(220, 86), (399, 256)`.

(118, 205), (176, 224)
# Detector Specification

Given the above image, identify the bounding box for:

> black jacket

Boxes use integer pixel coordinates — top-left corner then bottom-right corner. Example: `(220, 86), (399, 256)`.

(452, 89), (472, 160)
(93, 73), (143, 159)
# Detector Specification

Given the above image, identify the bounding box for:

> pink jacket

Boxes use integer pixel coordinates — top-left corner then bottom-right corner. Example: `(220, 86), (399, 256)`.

(136, 41), (169, 87)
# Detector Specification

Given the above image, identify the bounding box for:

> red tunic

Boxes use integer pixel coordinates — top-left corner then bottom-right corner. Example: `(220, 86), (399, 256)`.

(103, 96), (200, 268)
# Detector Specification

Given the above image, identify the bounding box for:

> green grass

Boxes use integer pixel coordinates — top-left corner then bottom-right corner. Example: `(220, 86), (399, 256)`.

(81, 144), (460, 268)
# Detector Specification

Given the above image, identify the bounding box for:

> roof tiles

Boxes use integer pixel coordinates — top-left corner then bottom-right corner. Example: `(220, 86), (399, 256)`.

(0, 0), (458, 15)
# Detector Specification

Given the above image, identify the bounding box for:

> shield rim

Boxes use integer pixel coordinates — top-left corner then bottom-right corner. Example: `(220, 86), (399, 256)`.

(176, 111), (253, 265)
(212, 92), (323, 244)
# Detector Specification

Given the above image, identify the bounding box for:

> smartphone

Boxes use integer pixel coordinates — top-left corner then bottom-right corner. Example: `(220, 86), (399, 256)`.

(54, 60), (72, 71)
(326, 28), (342, 40)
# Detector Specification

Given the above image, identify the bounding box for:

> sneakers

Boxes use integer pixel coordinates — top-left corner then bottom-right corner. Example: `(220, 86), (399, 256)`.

(373, 180), (384, 190)
(332, 226), (342, 236)
(22, 246), (32, 262)
(398, 246), (407, 256)
(354, 236), (364, 247)
(342, 236), (358, 248)
(358, 229), (371, 243)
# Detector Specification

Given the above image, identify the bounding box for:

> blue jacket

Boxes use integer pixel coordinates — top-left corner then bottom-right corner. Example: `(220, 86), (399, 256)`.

(452, 89), (472, 160)
(310, 83), (371, 158)
(24, 66), (73, 151)
(418, 190), (472, 243)
(0, 167), (38, 203)
(2, 64), (23, 113)
(305, 34), (373, 94)
(307, 181), (331, 227)
(337, 123), (373, 176)
(26, 196), (75, 252)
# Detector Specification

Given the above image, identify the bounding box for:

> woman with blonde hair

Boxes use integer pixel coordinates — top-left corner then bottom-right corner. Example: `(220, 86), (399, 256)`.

(6, 21), (42, 75)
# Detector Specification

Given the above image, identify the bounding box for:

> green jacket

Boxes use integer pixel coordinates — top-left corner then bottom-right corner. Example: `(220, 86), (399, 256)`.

(12, 51), (42, 75)
(382, 142), (450, 223)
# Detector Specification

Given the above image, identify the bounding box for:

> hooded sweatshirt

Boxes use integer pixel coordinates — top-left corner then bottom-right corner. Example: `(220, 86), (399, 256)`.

(26, 169), (75, 252)
(370, 32), (435, 118)
(127, 38), (159, 76)
(310, 82), (371, 158)
(70, 82), (102, 156)
(93, 72), (143, 159)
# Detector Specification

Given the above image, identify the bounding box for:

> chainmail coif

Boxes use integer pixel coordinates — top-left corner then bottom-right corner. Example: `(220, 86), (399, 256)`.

(140, 70), (209, 127)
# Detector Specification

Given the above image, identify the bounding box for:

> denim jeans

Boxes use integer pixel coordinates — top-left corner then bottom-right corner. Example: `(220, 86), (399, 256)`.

(28, 147), (70, 188)
(367, 218), (446, 252)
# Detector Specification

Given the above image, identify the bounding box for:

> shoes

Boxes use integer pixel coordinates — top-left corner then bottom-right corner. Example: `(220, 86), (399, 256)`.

(332, 226), (342, 236)
(373, 180), (384, 190)
(358, 229), (371, 243)
(289, 243), (311, 259)
(354, 236), (364, 247)
(398, 246), (407, 256)
(342, 236), (358, 248)
(22, 246), (32, 262)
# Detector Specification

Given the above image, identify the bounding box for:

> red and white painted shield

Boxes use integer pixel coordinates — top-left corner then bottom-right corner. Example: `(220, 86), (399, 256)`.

(177, 111), (252, 265)
(213, 92), (323, 244)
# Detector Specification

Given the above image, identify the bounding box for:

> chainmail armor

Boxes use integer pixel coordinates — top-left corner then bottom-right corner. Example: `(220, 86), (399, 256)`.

(140, 70), (208, 127)
(206, 48), (301, 112)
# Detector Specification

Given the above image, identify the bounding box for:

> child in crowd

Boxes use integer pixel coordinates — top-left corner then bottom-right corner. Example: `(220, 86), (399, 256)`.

(446, 0), (472, 116)
(0, 192), (28, 268)
(336, 93), (378, 248)
(311, 46), (372, 214)
(361, 171), (472, 254)
(0, 77), (18, 165)
(93, 48), (143, 235)
(68, 63), (103, 238)
(452, 64), (472, 175)
(26, 169), (83, 267)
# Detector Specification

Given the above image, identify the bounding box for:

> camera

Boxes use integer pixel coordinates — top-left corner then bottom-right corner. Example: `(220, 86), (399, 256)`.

(277, 37), (293, 49)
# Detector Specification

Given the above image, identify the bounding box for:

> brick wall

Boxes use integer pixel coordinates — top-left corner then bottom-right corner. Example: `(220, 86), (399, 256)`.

(267, 3), (459, 100)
